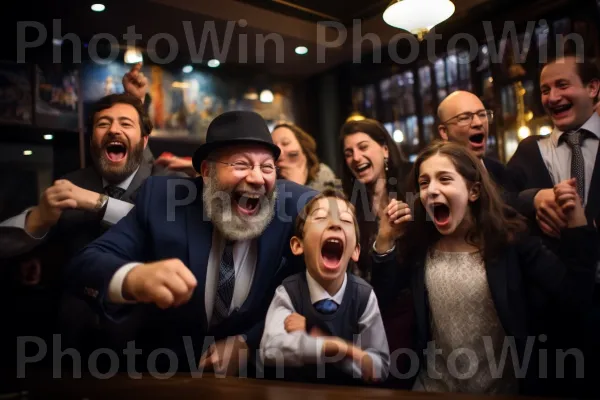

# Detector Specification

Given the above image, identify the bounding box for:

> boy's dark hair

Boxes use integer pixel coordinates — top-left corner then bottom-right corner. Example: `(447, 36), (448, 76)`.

(402, 141), (527, 264)
(90, 93), (153, 136)
(295, 189), (360, 245)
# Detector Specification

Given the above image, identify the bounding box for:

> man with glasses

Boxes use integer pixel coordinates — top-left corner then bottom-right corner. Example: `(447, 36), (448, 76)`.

(64, 110), (316, 375)
(437, 90), (514, 190)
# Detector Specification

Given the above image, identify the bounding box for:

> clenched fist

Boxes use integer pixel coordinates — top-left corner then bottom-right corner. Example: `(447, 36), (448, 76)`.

(284, 313), (306, 333)
(375, 199), (412, 253)
(122, 63), (148, 103)
(123, 259), (197, 309)
(25, 179), (100, 236)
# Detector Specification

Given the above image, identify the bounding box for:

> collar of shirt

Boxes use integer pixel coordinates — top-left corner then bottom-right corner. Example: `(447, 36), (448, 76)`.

(102, 166), (140, 191)
(551, 113), (600, 147)
(305, 270), (347, 305)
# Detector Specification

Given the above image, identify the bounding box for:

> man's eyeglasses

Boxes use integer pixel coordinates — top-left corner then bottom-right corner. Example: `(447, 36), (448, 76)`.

(442, 110), (493, 127)
(209, 160), (278, 175)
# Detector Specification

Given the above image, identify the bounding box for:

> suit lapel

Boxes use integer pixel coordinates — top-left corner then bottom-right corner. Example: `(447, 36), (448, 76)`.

(184, 178), (213, 330)
(122, 161), (152, 202)
(585, 143), (600, 221)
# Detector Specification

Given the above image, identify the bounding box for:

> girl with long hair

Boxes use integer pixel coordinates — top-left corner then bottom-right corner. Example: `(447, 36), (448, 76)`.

(371, 141), (597, 394)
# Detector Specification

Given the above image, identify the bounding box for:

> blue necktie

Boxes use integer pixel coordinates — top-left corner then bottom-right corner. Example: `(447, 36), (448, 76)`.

(211, 240), (235, 327)
(314, 299), (338, 314)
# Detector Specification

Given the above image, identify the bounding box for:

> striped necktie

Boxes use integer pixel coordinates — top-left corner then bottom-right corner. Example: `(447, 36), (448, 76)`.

(211, 240), (235, 327)
(563, 130), (585, 202)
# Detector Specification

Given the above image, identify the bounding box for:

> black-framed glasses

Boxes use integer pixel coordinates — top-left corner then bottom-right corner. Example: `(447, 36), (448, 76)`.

(209, 160), (278, 175)
(442, 110), (494, 127)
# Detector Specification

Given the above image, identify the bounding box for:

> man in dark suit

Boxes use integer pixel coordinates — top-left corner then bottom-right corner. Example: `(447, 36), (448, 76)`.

(0, 88), (183, 368)
(437, 91), (515, 190)
(507, 55), (600, 399)
(64, 111), (316, 376)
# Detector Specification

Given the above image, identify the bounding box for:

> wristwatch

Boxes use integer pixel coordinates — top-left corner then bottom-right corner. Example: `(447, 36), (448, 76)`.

(95, 194), (109, 212)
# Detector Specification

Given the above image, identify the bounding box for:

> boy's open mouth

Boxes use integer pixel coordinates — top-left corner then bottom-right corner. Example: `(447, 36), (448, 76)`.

(321, 238), (344, 270)
(234, 191), (261, 216)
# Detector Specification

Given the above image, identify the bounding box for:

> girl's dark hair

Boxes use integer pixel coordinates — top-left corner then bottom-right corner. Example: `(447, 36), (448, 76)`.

(273, 122), (320, 185)
(338, 118), (411, 280)
(402, 141), (527, 263)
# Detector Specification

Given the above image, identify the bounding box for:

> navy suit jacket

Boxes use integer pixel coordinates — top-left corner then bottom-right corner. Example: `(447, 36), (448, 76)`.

(65, 175), (316, 368)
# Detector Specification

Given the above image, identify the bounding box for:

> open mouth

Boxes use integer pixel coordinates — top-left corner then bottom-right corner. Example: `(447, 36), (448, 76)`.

(234, 191), (262, 216)
(432, 203), (451, 227)
(354, 162), (371, 174)
(469, 133), (485, 145)
(321, 238), (344, 270)
(105, 141), (127, 163)
(550, 104), (573, 117)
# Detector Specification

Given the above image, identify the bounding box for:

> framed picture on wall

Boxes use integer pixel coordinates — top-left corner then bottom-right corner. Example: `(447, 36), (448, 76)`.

(0, 62), (32, 125)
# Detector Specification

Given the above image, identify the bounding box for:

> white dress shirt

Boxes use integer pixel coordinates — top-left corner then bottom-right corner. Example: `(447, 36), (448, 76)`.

(259, 270), (390, 381)
(108, 229), (257, 327)
(537, 113), (600, 206)
(0, 168), (139, 258)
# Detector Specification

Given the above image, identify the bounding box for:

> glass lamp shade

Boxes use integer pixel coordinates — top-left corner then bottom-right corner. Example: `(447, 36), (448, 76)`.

(383, 0), (455, 39)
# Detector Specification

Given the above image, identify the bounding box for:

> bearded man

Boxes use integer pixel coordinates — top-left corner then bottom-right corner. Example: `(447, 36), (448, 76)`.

(64, 110), (316, 375)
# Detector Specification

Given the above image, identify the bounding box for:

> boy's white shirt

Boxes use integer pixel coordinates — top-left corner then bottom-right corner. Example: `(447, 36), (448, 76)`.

(259, 270), (390, 381)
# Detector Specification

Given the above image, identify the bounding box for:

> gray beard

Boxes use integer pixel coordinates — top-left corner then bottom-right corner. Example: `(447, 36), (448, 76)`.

(202, 168), (277, 241)
(91, 138), (145, 184)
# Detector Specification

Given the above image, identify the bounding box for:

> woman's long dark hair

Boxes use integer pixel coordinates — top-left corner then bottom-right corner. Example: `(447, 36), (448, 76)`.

(338, 118), (411, 280)
(401, 141), (527, 264)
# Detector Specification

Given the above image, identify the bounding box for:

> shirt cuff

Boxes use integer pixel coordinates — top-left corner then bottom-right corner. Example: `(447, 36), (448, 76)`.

(372, 240), (395, 256)
(108, 263), (141, 303)
(102, 198), (135, 226)
(0, 208), (48, 240)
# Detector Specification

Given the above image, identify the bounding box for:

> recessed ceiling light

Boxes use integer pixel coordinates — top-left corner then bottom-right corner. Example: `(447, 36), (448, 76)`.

(23, 150), (33, 156)
(207, 59), (220, 68)
(182, 65), (193, 73)
(52, 39), (63, 46)
(44, 134), (53, 140)
(295, 46), (308, 55)
(91, 4), (105, 12)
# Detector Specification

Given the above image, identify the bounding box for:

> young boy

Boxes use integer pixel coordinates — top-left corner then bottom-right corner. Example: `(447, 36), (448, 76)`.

(259, 189), (390, 384)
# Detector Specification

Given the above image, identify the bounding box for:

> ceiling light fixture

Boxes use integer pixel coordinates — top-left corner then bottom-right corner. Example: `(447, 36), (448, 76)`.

(259, 90), (274, 103)
(44, 134), (53, 140)
(91, 4), (105, 12)
(207, 59), (220, 68)
(182, 65), (193, 73)
(295, 46), (308, 55)
(383, 0), (455, 40)
(23, 150), (33, 156)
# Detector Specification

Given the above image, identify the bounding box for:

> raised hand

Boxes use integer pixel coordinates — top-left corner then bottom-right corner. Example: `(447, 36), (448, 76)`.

(122, 258), (197, 308)
(533, 188), (567, 238)
(25, 180), (100, 236)
(374, 198), (412, 253)
(554, 178), (587, 228)
(122, 63), (148, 103)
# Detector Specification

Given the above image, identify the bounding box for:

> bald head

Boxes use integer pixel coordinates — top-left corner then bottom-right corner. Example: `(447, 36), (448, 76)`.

(437, 91), (489, 158)
(437, 91), (485, 122)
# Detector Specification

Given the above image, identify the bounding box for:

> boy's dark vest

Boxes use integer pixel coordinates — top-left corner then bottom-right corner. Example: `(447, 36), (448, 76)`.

(280, 272), (372, 385)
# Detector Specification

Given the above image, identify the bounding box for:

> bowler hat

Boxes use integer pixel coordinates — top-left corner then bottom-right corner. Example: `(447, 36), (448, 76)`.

(192, 111), (281, 172)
